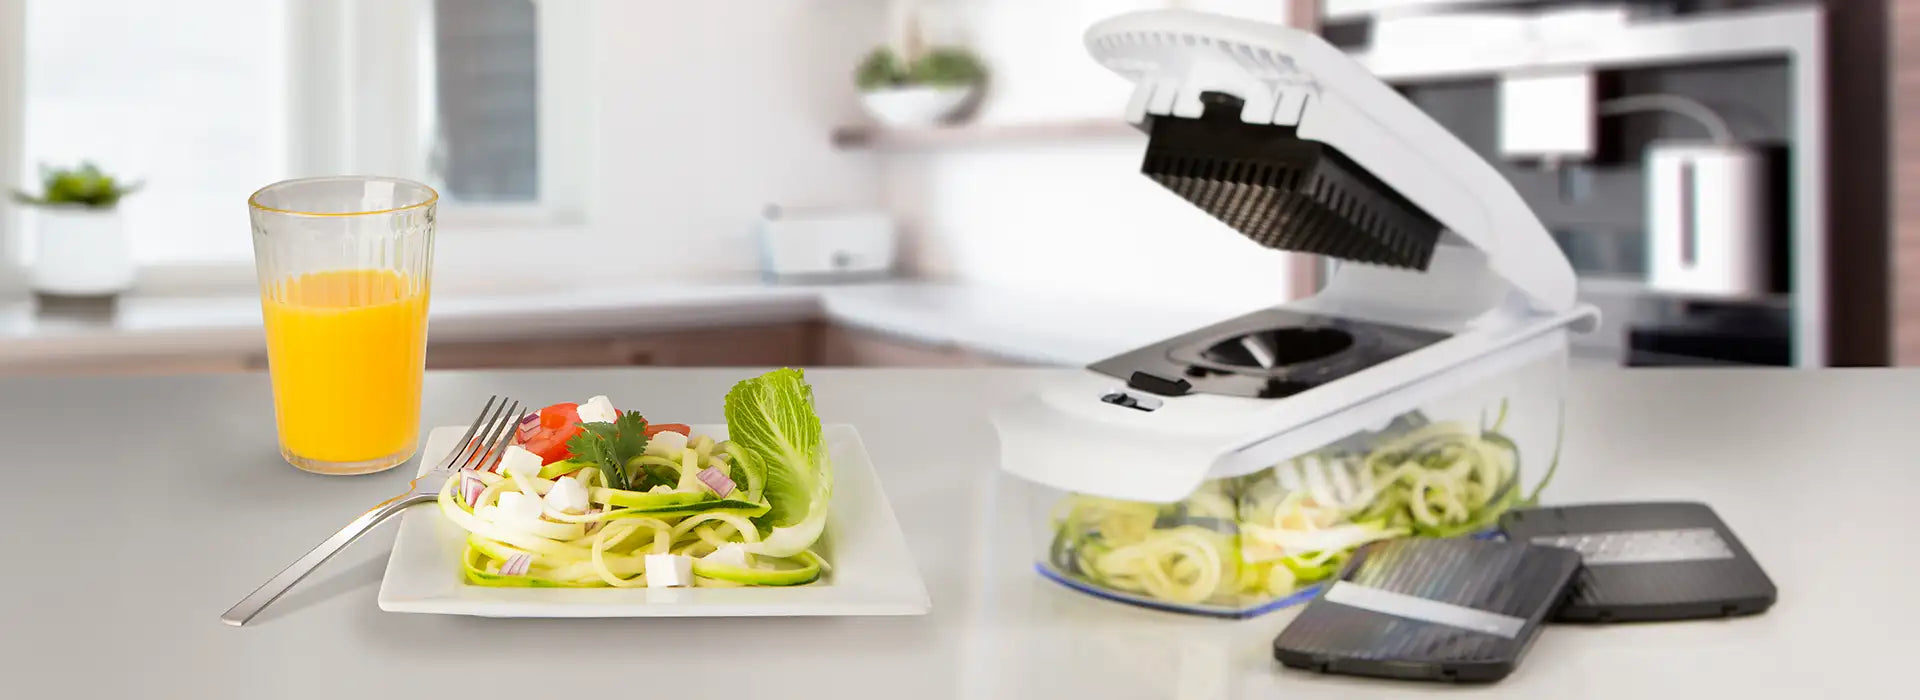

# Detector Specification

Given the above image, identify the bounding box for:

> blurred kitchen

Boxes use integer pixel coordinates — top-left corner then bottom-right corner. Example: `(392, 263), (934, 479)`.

(0, 0), (1905, 374)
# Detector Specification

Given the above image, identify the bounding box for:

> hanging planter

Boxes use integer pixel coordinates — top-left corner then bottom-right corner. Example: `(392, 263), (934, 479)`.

(855, 46), (988, 127)
(854, 8), (988, 129)
(10, 162), (140, 299)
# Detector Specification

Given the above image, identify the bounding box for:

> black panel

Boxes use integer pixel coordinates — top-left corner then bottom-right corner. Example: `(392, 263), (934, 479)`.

(1140, 92), (1443, 271)
(1627, 301), (1793, 366)
(1273, 538), (1581, 683)
(1089, 307), (1450, 400)
(1500, 502), (1777, 622)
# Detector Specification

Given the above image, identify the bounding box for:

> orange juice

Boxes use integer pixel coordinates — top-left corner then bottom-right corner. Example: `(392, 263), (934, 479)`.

(262, 269), (430, 472)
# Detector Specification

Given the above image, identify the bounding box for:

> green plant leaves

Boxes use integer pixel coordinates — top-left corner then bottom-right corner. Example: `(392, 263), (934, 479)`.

(908, 47), (986, 87)
(12, 162), (140, 209)
(855, 46), (986, 90)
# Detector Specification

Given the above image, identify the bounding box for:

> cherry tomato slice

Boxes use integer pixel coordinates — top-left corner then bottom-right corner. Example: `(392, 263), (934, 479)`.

(539, 402), (579, 429)
(523, 402), (584, 464)
(644, 423), (691, 437)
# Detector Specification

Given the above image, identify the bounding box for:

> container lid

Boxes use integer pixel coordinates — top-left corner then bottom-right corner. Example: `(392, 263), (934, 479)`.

(1085, 9), (1581, 314)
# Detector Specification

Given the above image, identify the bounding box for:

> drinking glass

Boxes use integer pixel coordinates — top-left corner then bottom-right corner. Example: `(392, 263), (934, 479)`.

(248, 176), (437, 475)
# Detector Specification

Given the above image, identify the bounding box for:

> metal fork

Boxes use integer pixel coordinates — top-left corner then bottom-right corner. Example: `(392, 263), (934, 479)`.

(221, 396), (527, 626)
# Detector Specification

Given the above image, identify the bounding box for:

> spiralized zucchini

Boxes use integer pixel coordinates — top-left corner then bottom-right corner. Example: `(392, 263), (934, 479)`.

(1046, 400), (1544, 610)
(439, 433), (823, 588)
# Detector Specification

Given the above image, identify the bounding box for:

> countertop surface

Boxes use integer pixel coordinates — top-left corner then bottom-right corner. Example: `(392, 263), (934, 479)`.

(0, 282), (1263, 367)
(1, 368), (1909, 698)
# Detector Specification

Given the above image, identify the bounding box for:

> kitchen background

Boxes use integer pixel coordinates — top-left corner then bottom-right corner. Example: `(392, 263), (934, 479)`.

(0, 0), (1909, 374)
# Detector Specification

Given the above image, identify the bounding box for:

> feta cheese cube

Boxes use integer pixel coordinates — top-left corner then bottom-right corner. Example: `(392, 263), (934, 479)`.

(645, 554), (693, 588)
(493, 491), (545, 527)
(576, 395), (618, 424)
(545, 475), (591, 514)
(701, 544), (751, 570)
(644, 429), (688, 457)
(498, 445), (545, 481)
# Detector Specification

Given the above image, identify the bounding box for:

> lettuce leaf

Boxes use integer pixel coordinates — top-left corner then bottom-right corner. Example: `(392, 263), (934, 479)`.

(723, 368), (831, 558)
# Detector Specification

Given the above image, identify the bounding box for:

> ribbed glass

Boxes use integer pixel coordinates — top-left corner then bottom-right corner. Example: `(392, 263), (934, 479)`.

(248, 176), (437, 475)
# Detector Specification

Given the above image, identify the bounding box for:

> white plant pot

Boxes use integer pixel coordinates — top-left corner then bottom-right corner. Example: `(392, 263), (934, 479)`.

(860, 85), (979, 127)
(28, 206), (134, 297)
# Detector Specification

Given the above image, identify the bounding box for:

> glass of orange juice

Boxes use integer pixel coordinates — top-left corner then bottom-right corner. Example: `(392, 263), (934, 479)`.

(248, 176), (437, 475)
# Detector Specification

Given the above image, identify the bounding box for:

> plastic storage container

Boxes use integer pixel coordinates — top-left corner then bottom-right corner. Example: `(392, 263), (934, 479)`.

(1026, 347), (1569, 618)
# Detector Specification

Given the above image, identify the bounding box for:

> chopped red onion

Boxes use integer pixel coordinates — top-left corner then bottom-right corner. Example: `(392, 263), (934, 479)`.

(460, 471), (486, 508)
(695, 467), (735, 498)
(515, 413), (539, 444)
(501, 553), (532, 576)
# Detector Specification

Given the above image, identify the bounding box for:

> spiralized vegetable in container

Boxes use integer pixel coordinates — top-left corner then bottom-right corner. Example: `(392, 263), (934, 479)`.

(1031, 355), (1566, 617)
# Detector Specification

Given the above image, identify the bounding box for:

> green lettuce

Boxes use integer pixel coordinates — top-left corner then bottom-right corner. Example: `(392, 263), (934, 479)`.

(723, 368), (831, 558)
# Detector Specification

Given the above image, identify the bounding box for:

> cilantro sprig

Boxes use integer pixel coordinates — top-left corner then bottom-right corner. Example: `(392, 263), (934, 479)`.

(565, 411), (650, 491)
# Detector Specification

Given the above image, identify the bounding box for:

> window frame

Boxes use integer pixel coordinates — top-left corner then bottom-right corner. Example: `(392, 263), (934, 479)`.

(0, 0), (24, 294)
(0, 0), (597, 295)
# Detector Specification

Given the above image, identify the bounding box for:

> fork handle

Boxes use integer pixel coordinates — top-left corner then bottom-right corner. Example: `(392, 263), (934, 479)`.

(220, 492), (436, 626)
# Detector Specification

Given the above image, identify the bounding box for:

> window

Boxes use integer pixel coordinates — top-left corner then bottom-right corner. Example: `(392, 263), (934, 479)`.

(4, 0), (588, 277)
(426, 0), (540, 203)
(17, 0), (289, 265)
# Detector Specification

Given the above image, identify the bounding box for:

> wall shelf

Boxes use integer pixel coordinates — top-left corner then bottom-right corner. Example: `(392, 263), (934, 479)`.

(831, 119), (1141, 150)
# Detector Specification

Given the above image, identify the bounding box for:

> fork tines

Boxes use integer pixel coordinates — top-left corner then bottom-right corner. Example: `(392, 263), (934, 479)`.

(440, 396), (526, 474)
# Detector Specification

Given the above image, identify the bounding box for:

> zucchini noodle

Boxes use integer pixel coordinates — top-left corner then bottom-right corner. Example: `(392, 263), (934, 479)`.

(1046, 400), (1540, 610)
(440, 433), (824, 588)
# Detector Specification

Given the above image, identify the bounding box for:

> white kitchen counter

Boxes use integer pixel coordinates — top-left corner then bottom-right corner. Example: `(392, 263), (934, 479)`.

(0, 368), (1909, 698)
(0, 282), (1263, 368)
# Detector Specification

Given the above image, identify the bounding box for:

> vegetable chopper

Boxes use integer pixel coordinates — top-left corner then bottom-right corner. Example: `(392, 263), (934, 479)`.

(991, 9), (1599, 616)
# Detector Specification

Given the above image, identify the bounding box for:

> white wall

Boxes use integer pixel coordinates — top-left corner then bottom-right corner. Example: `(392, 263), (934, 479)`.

(877, 0), (1303, 312)
(582, 0), (888, 276)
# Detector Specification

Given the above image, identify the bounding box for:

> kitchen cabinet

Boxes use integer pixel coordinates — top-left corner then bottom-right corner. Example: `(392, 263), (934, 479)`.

(422, 323), (817, 370)
(814, 324), (998, 367)
(424, 323), (1005, 370)
(426, 323), (1014, 370)
(1892, 0), (1920, 364)
(4, 353), (256, 377)
(1826, 0), (1892, 365)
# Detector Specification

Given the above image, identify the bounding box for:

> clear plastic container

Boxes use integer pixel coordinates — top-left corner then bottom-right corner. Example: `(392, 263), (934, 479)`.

(1027, 348), (1568, 618)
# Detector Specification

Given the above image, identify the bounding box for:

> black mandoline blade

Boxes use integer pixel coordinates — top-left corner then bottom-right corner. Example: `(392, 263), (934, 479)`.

(1142, 92), (1442, 271)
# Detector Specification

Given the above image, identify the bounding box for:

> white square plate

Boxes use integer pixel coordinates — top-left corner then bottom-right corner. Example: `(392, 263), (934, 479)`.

(377, 424), (930, 617)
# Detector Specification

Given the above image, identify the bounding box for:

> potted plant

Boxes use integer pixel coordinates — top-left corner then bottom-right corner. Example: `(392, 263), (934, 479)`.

(9, 162), (140, 298)
(855, 44), (988, 127)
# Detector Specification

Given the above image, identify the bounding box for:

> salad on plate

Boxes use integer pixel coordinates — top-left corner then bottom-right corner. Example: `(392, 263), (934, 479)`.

(436, 368), (833, 588)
